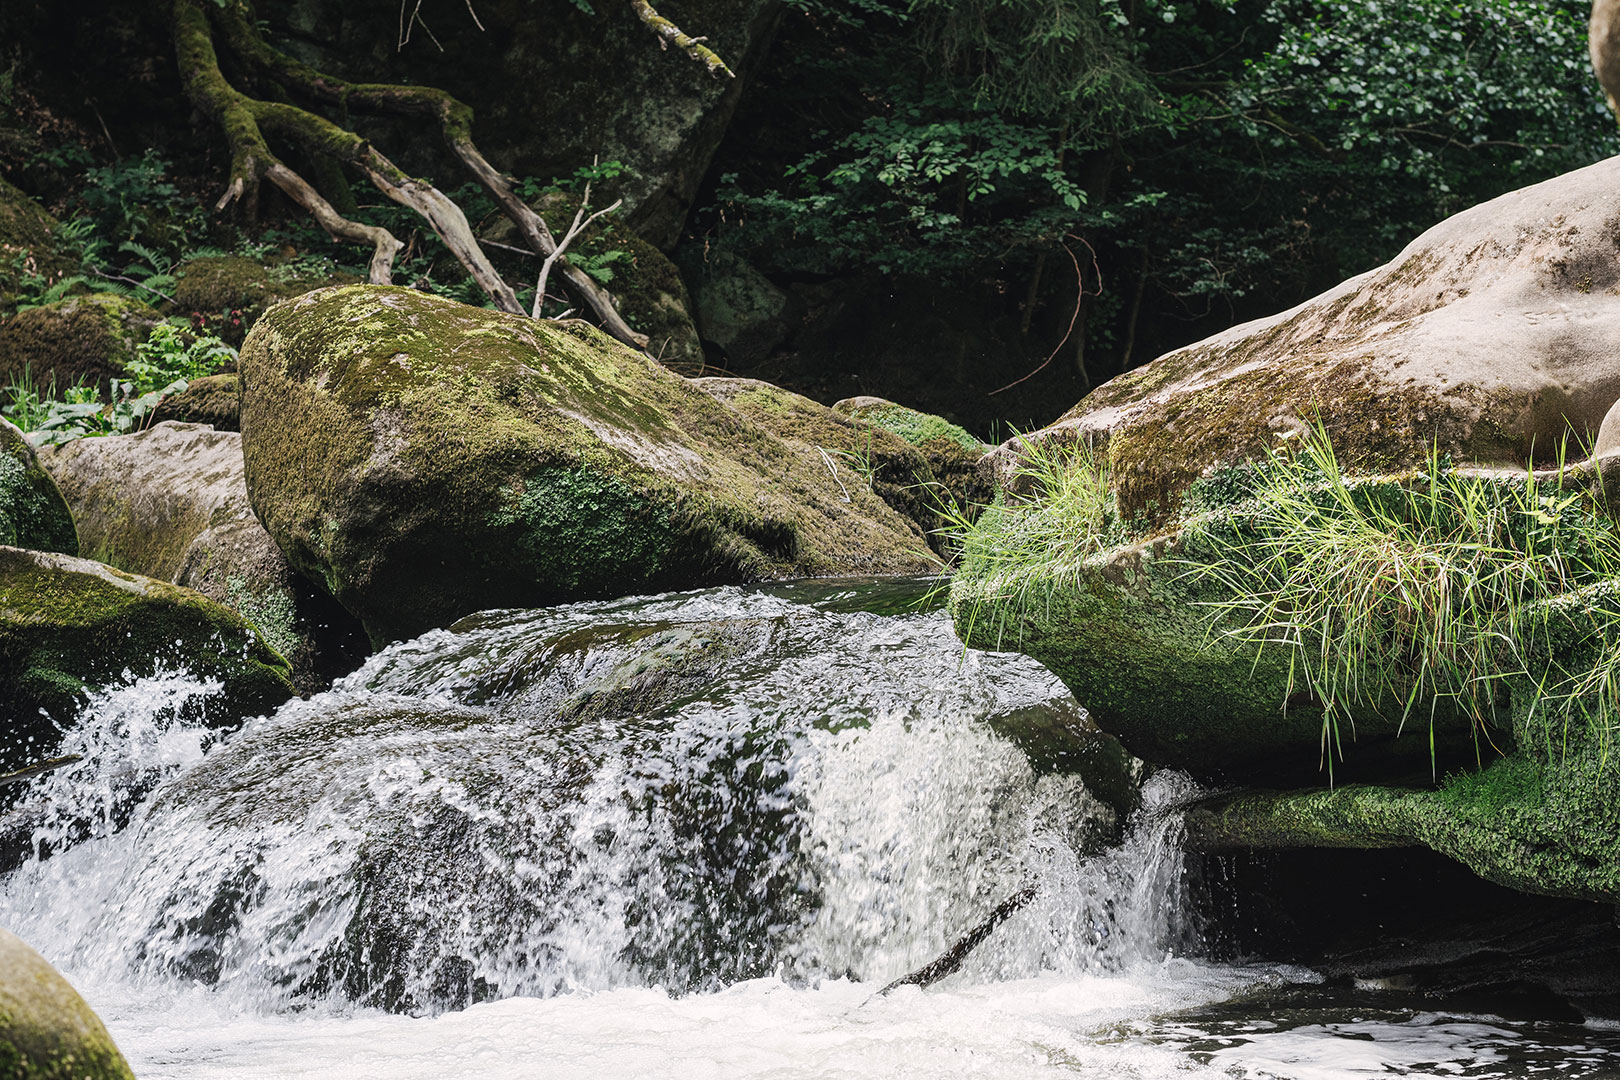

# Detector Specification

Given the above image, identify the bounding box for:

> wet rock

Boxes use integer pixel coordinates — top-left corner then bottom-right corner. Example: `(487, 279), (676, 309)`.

(0, 545), (295, 767)
(0, 927), (135, 1080)
(40, 421), (366, 691)
(239, 285), (937, 644)
(0, 292), (161, 392)
(0, 415), (75, 554)
(148, 372), (241, 431)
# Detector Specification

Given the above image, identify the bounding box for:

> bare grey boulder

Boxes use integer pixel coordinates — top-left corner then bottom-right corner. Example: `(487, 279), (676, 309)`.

(0, 928), (134, 1079)
(1010, 154), (1620, 523)
(40, 423), (365, 689)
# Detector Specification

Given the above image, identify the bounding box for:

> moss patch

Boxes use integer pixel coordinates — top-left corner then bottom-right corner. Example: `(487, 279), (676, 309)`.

(0, 929), (135, 1080)
(171, 255), (356, 346)
(149, 372), (241, 430)
(0, 546), (294, 765)
(240, 285), (935, 643)
(0, 416), (76, 554)
(0, 292), (161, 391)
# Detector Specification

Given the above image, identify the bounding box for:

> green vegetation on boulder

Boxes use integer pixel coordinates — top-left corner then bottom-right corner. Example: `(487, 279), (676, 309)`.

(239, 285), (936, 644)
(0, 292), (161, 392)
(0, 416), (75, 555)
(148, 372), (240, 431)
(832, 395), (991, 521)
(40, 421), (364, 691)
(0, 545), (295, 765)
(0, 928), (135, 1080)
(0, 177), (70, 318)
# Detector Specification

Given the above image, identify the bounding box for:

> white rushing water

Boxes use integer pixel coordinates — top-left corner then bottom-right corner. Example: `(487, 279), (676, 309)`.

(3, 583), (1614, 1078)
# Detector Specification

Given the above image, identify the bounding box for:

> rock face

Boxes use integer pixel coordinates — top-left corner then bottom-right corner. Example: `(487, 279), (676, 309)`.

(832, 395), (992, 515)
(239, 285), (937, 644)
(0, 416), (75, 554)
(1014, 155), (1620, 524)
(266, 0), (779, 248)
(0, 293), (162, 392)
(41, 422), (366, 690)
(0, 928), (135, 1080)
(951, 159), (1620, 903)
(689, 252), (795, 366)
(0, 545), (295, 765)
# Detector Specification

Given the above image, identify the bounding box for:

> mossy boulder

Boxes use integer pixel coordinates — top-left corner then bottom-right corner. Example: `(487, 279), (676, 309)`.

(950, 474), (1497, 785)
(832, 395), (992, 514)
(171, 255), (355, 346)
(0, 292), (161, 392)
(693, 377), (948, 548)
(239, 285), (937, 644)
(1004, 156), (1620, 526)
(0, 928), (134, 1080)
(0, 545), (295, 766)
(148, 372), (241, 431)
(689, 251), (795, 366)
(40, 422), (366, 691)
(0, 416), (75, 555)
(0, 177), (73, 318)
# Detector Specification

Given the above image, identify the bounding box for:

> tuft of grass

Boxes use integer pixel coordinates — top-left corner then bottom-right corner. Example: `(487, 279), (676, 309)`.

(1195, 422), (1620, 775)
(939, 434), (1116, 637)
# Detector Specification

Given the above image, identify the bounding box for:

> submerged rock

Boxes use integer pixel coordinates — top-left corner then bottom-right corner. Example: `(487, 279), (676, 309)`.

(0, 927), (134, 1080)
(239, 285), (937, 644)
(0, 416), (75, 554)
(0, 292), (161, 393)
(1005, 155), (1620, 525)
(0, 545), (295, 766)
(40, 422), (365, 690)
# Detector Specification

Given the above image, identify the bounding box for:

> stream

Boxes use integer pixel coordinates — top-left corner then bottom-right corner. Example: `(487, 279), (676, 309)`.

(4, 579), (1620, 1078)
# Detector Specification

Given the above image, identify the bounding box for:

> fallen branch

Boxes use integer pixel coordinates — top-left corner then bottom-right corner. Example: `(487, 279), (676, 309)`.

(533, 172), (622, 317)
(878, 885), (1038, 994)
(0, 755), (82, 788)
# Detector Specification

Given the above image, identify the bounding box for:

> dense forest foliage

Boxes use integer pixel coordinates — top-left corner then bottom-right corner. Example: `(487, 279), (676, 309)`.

(0, 0), (1613, 434)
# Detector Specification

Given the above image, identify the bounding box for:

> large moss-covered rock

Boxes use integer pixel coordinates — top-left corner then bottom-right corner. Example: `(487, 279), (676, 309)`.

(0, 928), (134, 1080)
(832, 395), (992, 515)
(0, 416), (75, 554)
(239, 285), (937, 644)
(40, 422), (365, 690)
(1007, 156), (1620, 526)
(0, 292), (161, 392)
(693, 377), (945, 547)
(0, 177), (72, 319)
(0, 545), (295, 766)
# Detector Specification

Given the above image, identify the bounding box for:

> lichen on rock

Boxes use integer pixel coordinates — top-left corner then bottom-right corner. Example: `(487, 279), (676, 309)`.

(239, 285), (936, 644)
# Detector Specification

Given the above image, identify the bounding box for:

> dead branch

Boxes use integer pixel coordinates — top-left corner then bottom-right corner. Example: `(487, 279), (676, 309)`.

(0, 755), (82, 788)
(264, 164), (402, 284)
(628, 0), (734, 78)
(878, 885), (1038, 994)
(533, 173), (623, 318)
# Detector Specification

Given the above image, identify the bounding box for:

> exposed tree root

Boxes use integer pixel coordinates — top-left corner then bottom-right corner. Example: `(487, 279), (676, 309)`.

(174, 0), (721, 347)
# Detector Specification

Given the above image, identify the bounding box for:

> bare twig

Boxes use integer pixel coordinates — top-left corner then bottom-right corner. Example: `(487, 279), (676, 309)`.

(264, 163), (403, 284)
(878, 886), (1038, 994)
(989, 234), (1100, 396)
(0, 755), (82, 788)
(533, 172), (622, 317)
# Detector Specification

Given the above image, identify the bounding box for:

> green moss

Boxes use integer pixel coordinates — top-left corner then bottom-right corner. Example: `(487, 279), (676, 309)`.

(172, 255), (355, 345)
(149, 372), (241, 430)
(0, 930), (134, 1080)
(240, 286), (935, 643)
(0, 418), (76, 554)
(0, 292), (162, 391)
(0, 547), (294, 764)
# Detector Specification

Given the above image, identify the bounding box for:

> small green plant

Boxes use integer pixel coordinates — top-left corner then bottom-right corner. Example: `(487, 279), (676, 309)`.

(125, 323), (236, 395)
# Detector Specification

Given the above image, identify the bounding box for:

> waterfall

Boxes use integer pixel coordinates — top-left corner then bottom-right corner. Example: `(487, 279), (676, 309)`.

(0, 583), (1197, 1018)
